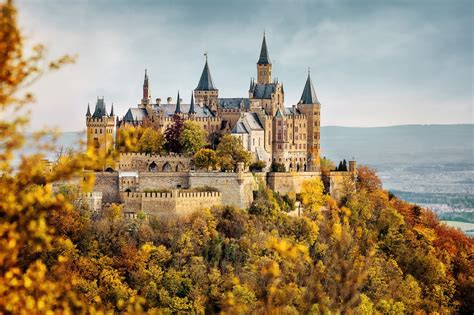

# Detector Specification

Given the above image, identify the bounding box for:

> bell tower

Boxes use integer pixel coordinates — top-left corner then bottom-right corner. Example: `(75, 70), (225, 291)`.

(257, 33), (272, 84)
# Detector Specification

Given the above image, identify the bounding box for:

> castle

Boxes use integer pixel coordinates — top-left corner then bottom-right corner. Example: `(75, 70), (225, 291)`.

(86, 34), (320, 172)
(82, 35), (355, 218)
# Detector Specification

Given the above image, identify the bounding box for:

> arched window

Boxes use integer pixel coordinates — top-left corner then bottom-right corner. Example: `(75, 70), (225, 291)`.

(162, 162), (172, 172)
(176, 162), (185, 172)
(148, 162), (158, 172)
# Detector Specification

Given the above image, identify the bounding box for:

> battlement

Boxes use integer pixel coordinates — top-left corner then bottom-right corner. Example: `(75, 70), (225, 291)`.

(120, 189), (222, 218)
(119, 152), (189, 158)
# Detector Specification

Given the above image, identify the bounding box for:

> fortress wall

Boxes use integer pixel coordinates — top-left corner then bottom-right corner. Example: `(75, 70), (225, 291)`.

(267, 172), (321, 195)
(174, 191), (221, 217)
(120, 191), (221, 218)
(138, 172), (190, 190)
(328, 171), (355, 201)
(118, 153), (192, 171)
(94, 172), (120, 203)
(188, 172), (254, 209)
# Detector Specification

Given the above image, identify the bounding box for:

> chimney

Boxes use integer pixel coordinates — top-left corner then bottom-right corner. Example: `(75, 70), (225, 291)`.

(167, 97), (172, 104)
(156, 98), (161, 105)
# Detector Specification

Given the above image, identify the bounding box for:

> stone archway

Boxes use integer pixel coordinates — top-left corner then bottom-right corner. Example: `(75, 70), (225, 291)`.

(148, 161), (158, 172)
(162, 162), (172, 172)
(105, 167), (114, 172)
(175, 162), (185, 172)
(297, 163), (300, 172)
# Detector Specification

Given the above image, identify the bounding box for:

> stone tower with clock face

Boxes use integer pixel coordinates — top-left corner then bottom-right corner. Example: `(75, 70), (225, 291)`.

(257, 34), (272, 84)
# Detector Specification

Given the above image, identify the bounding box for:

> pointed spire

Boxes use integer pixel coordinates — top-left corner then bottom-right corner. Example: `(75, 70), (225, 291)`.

(196, 54), (217, 91)
(143, 68), (150, 100)
(300, 70), (320, 105)
(110, 103), (114, 116)
(86, 103), (91, 116)
(175, 91), (181, 114)
(257, 33), (271, 65)
(188, 91), (196, 114)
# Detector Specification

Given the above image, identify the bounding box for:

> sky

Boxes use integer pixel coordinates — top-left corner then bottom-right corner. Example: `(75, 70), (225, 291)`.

(16, 0), (473, 131)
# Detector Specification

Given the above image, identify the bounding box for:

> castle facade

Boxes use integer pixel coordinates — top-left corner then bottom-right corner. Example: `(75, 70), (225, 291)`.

(86, 35), (321, 172)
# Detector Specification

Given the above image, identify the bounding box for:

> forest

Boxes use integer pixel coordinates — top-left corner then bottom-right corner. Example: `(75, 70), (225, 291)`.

(0, 0), (473, 313)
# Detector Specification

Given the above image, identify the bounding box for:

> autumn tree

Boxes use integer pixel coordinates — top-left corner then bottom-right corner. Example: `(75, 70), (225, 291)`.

(194, 148), (218, 170)
(0, 0), (98, 312)
(216, 134), (251, 171)
(179, 120), (206, 154)
(356, 165), (382, 192)
(164, 114), (185, 153)
(137, 127), (164, 154)
(320, 156), (335, 173)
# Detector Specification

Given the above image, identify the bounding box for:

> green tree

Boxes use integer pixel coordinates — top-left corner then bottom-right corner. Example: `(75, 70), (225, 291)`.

(194, 148), (218, 170)
(216, 135), (251, 171)
(179, 121), (207, 154)
(137, 127), (164, 154)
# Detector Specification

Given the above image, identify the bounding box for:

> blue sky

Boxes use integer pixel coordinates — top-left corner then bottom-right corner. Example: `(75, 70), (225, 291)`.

(17, 0), (473, 131)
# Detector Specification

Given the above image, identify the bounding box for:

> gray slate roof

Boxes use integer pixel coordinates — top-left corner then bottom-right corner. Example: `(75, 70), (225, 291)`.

(219, 98), (250, 110)
(231, 121), (248, 134)
(195, 60), (217, 91)
(155, 103), (215, 118)
(300, 73), (320, 105)
(123, 108), (147, 123)
(257, 35), (271, 65)
(283, 107), (301, 115)
(92, 98), (108, 118)
(251, 83), (276, 99)
(244, 112), (264, 130)
(231, 112), (264, 134)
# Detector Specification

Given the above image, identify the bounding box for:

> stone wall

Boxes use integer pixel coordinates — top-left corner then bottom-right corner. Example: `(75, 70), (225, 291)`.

(82, 192), (102, 212)
(120, 190), (221, 218)
(138, 172), (190, 190)
(189, 172), (255, 209)
(118, 152), (192, 172)
(328, 171), (355, 201)
(267, 171), (321, 195)
(93, 172), (120, 203)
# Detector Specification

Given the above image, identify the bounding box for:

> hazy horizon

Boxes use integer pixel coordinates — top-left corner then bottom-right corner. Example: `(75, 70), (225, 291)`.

(17, 0), (473, 132)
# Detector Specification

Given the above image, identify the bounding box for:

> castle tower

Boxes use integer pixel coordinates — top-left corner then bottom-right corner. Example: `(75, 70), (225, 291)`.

(272, 107), (288, 166)
(140, 69), (151, 107)
(257, 33), (272, 84)
(86, 97), (116, 156)
(297, 70), (321, 171)
(194, 53), (218, 108)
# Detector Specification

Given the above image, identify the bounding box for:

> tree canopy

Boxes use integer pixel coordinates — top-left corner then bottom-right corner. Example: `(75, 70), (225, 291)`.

(179, 121), (207, 154)
(215, 135), (252, 171)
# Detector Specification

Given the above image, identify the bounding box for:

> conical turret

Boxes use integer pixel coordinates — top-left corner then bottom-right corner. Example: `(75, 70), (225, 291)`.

(257, 33), (271, 65)
(86, 103), (91, 117)
(188, 92), (196, 114)
(175, 91), (181, 114)
(196, 54), (217, 91)
(300, 70), (319, 105)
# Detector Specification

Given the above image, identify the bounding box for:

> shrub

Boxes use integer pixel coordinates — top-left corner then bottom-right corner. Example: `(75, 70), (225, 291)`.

(249, 161), (266, 172)
(271, 162), (286, 172)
